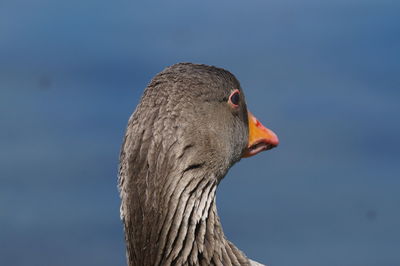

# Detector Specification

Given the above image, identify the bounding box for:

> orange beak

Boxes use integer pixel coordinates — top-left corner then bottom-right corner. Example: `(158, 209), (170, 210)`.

(242, 111), (279, 158)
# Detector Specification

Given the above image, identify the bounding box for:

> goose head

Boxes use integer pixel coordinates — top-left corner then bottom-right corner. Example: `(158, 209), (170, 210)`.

(118, 63), (279, 266)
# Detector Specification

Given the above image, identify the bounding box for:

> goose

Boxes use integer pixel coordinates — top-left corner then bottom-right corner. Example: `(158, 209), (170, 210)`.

(118, 63), (279, 266)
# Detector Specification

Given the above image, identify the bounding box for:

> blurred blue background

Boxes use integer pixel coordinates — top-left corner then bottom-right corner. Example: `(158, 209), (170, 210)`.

(1, 0), (399, 265)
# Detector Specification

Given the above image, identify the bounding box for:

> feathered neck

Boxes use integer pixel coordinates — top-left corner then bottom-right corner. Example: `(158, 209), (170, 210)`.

(119, 134), (251, 266)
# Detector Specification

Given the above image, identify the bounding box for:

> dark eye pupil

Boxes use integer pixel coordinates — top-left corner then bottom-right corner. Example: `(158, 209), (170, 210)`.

(230, 92), (240, 105)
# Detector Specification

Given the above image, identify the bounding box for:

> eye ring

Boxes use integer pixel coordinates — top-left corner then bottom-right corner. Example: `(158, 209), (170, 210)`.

(228, 89), (240, 107)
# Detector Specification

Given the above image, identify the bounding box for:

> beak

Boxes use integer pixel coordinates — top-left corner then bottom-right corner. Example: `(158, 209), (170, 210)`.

(242, 111), (279, 158)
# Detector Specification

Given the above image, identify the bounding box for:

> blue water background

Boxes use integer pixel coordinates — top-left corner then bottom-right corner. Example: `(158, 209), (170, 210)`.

(1, 1), (399, 265)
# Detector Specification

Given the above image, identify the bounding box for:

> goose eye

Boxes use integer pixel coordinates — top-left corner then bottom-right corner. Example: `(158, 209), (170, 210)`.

(229, 90), (240, 107)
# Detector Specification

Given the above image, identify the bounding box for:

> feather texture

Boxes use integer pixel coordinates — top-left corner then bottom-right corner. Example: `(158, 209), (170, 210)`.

(119, 63), (265, 266)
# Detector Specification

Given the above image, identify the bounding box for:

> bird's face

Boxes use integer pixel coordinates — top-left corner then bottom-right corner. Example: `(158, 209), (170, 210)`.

(165, 64), (279, 175)
(132, 63), (279, 180)
(195, 85), (278, 164)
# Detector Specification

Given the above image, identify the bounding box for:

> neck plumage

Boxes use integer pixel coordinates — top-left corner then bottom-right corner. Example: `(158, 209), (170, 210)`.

(119, 104), (253, 265)
(119, 163), (251, 266)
